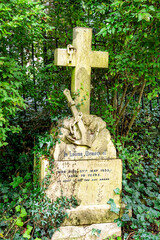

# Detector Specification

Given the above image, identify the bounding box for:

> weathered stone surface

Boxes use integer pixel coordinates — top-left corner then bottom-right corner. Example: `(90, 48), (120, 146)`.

(50, 26), (123, 240)
(50, 115), (116, 160)
(44, 157), (122, 227)
(46, 159), (122, 208)
(54, 27), (108, 114)
(40, 156), (49, 183)
(52, 223), (121, 240)
(41, 113), (123, 239)
(41, 115), (122, 228)
(63, 204), (125, 226)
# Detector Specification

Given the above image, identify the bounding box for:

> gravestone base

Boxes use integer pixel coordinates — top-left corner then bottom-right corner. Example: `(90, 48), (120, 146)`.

(41, 156), (123, 240)
(40, 115), (124, 240)
(51, 223), (121, 240)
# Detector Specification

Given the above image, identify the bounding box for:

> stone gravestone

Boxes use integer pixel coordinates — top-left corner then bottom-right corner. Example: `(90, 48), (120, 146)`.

(41, 27), (123, 240)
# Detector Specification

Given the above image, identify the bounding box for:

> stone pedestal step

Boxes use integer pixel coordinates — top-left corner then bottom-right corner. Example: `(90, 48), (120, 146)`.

(52, 223), (121, 240)
(63, 204), (124, 226)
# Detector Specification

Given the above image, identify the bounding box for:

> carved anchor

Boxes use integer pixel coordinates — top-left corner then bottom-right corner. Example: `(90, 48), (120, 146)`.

(63, 89), (91, 147)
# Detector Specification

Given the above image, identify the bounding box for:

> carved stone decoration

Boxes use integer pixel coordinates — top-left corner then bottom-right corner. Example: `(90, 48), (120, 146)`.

(50, 89), (116, 161)
(50, 113), (116, 161)
(63, 89), (91, 148)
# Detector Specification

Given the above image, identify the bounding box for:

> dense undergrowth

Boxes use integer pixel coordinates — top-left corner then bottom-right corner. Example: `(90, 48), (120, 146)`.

(0, 129), (78, 240)
(0, 102), (159, 240)
(0, 0), (159, 239)
(108, 104), (160, 240)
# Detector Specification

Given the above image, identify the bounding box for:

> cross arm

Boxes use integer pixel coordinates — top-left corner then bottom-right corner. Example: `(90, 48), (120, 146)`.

(90, 51), (109, 68)
(54, 48), (76, 67)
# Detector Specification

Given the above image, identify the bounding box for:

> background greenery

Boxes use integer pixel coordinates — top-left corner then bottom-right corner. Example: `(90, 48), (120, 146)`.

(0, 0), (159, 239)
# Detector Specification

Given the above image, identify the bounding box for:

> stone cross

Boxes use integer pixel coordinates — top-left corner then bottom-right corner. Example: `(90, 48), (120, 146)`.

(54, 27), (108, 114)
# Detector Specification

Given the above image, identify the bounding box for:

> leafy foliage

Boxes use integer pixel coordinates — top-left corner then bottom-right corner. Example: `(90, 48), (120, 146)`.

(107, 198), (120, 215)
(91, 228), (101, 237)
(0, 0), (159, 239)
(0, 173), (78, 240)
(115, 107), (160, 239)
(0, 60), (26, 147)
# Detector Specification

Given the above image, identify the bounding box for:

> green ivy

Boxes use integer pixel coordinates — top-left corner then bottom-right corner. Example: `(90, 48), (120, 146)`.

(0, 174), (78, 240)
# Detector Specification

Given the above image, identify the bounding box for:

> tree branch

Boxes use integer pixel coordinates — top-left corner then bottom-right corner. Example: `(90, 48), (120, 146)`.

(115, 83), (141, 126)
(126, 80), (146, 136)
(118, 83), (128, 114)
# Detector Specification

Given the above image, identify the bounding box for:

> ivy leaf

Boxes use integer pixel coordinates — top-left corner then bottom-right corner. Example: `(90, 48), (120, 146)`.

(138, 12), (152, 22)
(10, 176), (23, 188)
(15, 205), (21, 212)
(114, 188), (120, 195)
(149, 6), (155, 11)
(124, 185), (133, 194)
(91, 228), (101, 237)
(114, 218), (124, 227)
(23, 225), (33, 239)
(122, 213), (130, 222)
(107, 198), (120, 214)
(15, 217), (23, 227)
(117, 237), (122, 240)
(20, 207), (27, 218)
(138, 206), (143, 214)
(24, 173), (31, 180)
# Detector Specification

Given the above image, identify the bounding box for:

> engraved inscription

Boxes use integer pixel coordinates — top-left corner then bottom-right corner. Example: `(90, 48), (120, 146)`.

(46, 159), (122, 206)
(57, 166), (111, 184)
(64, 151), (107, 158)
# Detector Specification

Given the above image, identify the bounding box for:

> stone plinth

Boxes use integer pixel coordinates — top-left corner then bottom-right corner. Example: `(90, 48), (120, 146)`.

(43, 155), (122, 226)
(41, 151), (122, 239)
